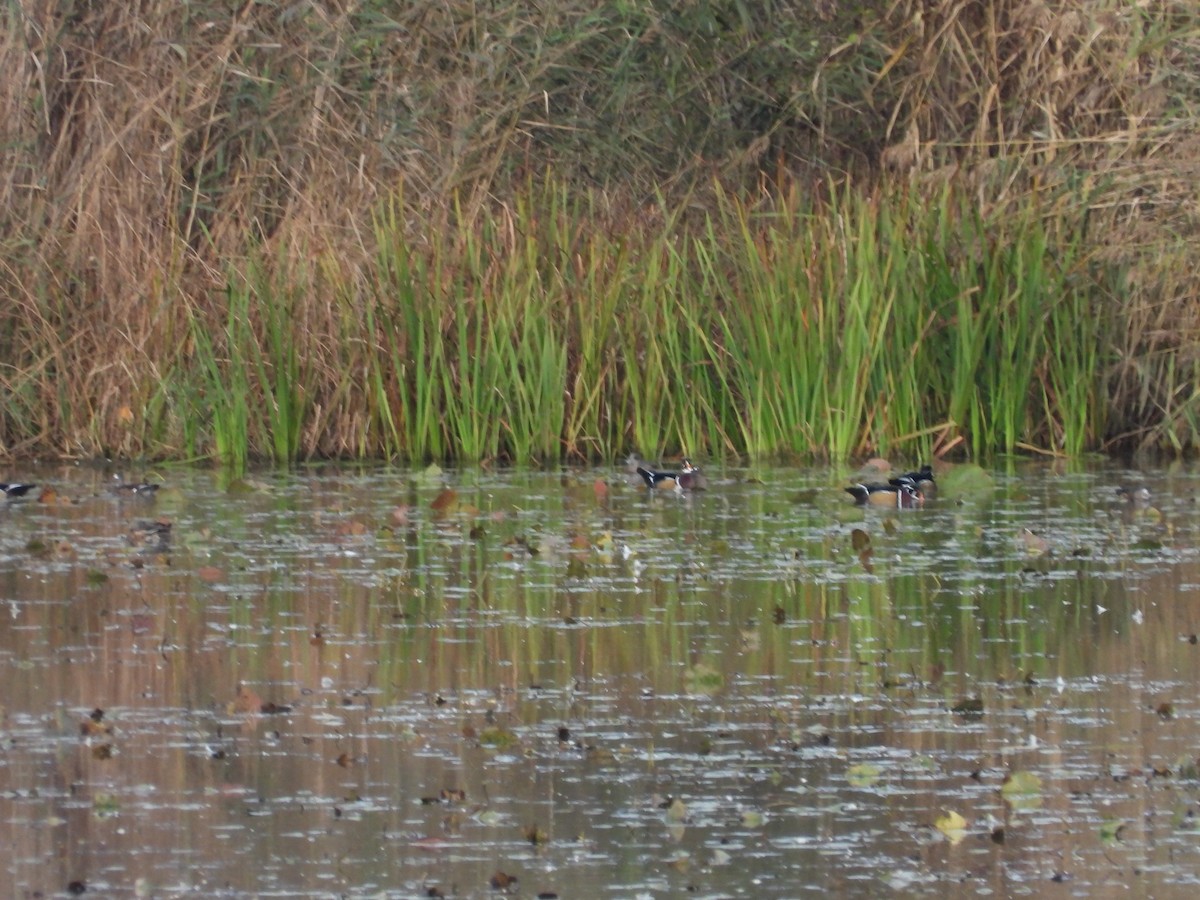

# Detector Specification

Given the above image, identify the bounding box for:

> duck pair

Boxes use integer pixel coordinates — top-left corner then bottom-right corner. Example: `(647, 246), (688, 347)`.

(845, 465), (934, 509)
(636, 459), (703, 492)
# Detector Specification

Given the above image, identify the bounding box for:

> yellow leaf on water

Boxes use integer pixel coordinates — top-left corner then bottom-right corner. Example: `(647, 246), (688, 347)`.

(936, 810), (968, 844)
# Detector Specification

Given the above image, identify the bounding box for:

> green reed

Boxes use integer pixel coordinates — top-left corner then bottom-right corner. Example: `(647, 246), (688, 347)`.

(161, 176), (1119, 465)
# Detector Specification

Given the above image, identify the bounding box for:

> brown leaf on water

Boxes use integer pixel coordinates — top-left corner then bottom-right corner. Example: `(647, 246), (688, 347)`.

(231, 684), (262, 715)
(773, 605), (786, 625)
(523, 823), (548, 845)
(1020, 528), (1050, 557)
(1157, 701), (1175, 720)
(489, 871), (518, 890)
(850, 528), (871, 553)
(440, 787), (466, 803)
(196, 565), (224, 583)
(430, 487), (458, 514)
(335, 752), (354, 768)
(38, 486), (60, 504)
(390, 504), (411, 526)
(335, 519), (368, 537)
(92, 743), (114, 760)
(593, 477), (608, 502)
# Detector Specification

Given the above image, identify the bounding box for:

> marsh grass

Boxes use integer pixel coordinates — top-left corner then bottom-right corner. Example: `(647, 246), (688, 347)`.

(0, 0), (1198, 463)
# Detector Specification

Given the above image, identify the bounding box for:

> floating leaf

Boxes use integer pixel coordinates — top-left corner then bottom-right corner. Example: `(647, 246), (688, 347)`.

(489, 871), (518, 890)
(851, 528), (871, 553)
(935, 810), (968, 843)
(740, 809), (765, 828)
(430, 487), (459, 514)
(93, 792), (120, 818)
(417, 463), (443, 485)
(1001, 770), (1044, 810)
(846, 762), (882, 788)
(1099, 819), (1126, 843)
(1020, 528), (1050, 557)
(479, 727), (518, 750)
(684, 663), (724, 694)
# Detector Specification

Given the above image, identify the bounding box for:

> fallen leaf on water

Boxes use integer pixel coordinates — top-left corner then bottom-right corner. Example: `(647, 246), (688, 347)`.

(231, 684), (261, 714)
(430, 487), (458, 514)
(1020, 528), (1050, 557)
(851, 528), (871, 553)
(846, 762), (882, 788)
(684, 663), (723, 695)
(489, 871), (518, 890)
(936, 810), (968, 844)
(1001, 770), (1043, 810)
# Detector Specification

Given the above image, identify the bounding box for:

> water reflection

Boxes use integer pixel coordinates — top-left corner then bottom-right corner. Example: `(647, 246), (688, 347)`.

(2, 462), (1200, 897)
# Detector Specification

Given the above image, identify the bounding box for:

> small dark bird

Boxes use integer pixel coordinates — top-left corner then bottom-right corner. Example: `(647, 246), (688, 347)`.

(0, 482), (38, 498)
(112, 475), (160, 496)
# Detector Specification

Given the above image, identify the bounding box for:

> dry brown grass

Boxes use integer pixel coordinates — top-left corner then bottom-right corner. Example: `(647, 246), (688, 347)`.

(0, 0), (1198, 459)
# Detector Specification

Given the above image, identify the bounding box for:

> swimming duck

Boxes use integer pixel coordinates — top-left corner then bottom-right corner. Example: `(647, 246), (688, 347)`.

(889, 464), (936, 497)
(636, 459), (703, 492)
(845, 480), (925, 508)
(111, 476), (160, 496)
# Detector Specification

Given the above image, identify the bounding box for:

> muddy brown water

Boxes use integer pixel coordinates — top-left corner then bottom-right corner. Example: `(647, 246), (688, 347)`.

(2, 461), (1200, 898)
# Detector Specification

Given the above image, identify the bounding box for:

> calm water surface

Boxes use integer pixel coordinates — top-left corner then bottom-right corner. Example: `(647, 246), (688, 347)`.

(2, 461), (1200, 898)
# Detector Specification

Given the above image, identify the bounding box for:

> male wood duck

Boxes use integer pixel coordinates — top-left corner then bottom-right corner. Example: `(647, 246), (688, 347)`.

(890, 464), (934, 487)
(1, 482), (37, 498)
(845, 480), (924, 508)
(636, 459), (702, 492)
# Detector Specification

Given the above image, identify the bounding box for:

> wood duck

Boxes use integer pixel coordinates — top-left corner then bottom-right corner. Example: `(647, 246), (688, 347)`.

(111, 476), (160, 496)
(888, 468), (931, 489)
(636, 459), (702, 492)
(1, 482), (38, 498)
(845, 480), (924, 508)
(1116, 485), (1151, 506)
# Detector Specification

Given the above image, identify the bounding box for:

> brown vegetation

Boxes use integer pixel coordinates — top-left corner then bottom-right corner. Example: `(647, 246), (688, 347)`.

(1, 1), (1198, 461)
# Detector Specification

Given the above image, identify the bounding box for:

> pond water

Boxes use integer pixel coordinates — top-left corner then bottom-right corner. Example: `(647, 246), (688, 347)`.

(2, 460), (1200, 898)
